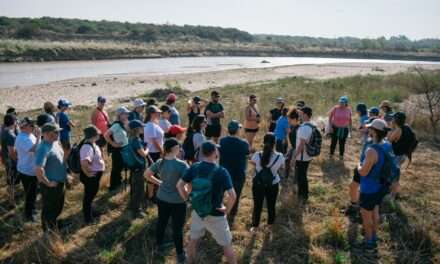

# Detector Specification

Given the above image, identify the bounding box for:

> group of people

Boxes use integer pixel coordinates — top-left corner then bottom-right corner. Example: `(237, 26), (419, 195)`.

(0, 90), (417, 263)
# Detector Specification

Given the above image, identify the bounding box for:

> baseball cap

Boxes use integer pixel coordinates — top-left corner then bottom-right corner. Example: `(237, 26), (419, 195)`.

(168, 125), (187, 136)
(147, 105), (162, 114)
(164, 137), (180, 153)
(133, 99), (146, 108)
(166, 93), (177, 103)
(19, 117), (35, 127)
(116, 106), (130, 116)
(392, 111), (406, 123)
(193, 96), (201, 104)
(276, 97), (284, 103)
(201, 141), (220, 157)
(339, 96), (349, 104)
(296, 100), (305, 108)
(57, 99), (72, 108)
(129, 120), (144, 130)
(97, 96), (107, 103)
(36, 114), (55, 127)
(227, 120), (242, 133)
(160, 105), (171, 113)
(369, 107), (380, 115)
(366, 119), (389, 132)
(42, 123), (63, 133)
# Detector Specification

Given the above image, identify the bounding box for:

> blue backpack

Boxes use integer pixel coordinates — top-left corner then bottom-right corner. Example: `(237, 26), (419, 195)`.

(370, 144), (400, 186)
(190, 163), (219, 218)
(121, 141), (145, 169)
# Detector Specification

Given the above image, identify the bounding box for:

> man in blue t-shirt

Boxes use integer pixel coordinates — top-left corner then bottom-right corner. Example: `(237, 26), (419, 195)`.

(274, 108), (289, 154)
(177, 141), (237, 264)
(56, 99), (75, 152)
(219, 120), (249, 219)
(35, 123), (67, 231)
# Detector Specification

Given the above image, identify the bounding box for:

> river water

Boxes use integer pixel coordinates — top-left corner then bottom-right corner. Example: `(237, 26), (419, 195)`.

(0, 56), (439, 89)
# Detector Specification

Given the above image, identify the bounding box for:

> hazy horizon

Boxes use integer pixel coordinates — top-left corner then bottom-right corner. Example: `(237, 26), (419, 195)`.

(1, 0), (439, 40)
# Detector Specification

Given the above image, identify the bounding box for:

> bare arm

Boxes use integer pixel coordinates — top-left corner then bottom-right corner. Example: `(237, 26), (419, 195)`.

(35, 166), (57, 187)
(104, 130), (122, 148)
(218, 189), (237, 214)
(145, 168), (163, 185)
(358, 148), (377, 176)
(295, 138), (306, 159)
(152, 139), (163, 154)
(80, 160), (94, 177)
(176, 179), (191, 201)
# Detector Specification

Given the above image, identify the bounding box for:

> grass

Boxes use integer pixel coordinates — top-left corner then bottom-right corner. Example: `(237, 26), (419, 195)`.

(1, 72), (440, 263)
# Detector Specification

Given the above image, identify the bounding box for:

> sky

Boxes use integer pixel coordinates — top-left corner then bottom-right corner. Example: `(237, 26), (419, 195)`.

(0, 0), (439, 40)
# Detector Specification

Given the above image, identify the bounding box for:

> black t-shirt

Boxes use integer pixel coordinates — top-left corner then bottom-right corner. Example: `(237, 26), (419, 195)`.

(270, 108), (282, 122)
(182, 161), (233, 216)
(289, 125), (300, 149)
(1, 128), (16, 165)
(219, 136), (250, 181)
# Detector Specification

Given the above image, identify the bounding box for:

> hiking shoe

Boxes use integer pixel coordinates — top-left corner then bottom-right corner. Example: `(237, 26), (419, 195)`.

(177, 252), (187, 264)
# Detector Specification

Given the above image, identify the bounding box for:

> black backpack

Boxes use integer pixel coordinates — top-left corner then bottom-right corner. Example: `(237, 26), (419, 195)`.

(183, 130), (196, 161)
(304, 123), (322, 157)
(67, 140), (94, 174)
(254, 153), (281, 187)
(401, 125), (418, 166)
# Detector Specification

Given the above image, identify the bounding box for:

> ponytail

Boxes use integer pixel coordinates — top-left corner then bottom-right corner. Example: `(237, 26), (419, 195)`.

(261, 133), (276, 167)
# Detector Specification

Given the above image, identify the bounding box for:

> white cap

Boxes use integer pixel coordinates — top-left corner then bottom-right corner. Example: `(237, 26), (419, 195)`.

(116, 106), (130, 115)
(366, 119), (389, 132)
(133, 99), (146, 108)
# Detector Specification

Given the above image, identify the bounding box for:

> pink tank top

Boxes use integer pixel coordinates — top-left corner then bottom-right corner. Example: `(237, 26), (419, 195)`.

(330, 106), (352, 128)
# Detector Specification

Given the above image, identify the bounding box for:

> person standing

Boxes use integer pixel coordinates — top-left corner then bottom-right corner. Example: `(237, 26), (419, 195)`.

(250, 133), (285, 232)
(144, 105), (164, 162)
(43, 102), (57, 122)
(187, 96), (206, 127)
(15, 117), (40, 222)
(285, 109), (301, 179)
(356, 103), (369, 145)
(56, 99), (75, 155)
(80, 125), (105, 224)
(295, 107), (314, 203)
(129, 99), (147, 122)
(274, 108), (289, 155)
(127, 120), (149, 218)
(182, 115), (207, 163)
(244, 95), (261, 151)
(268, 97), (285, 132)
(104, 107), (130, 191)
(177, 141), (237, 264)
(1, 114), (19, 206)
(379, 100), (394, 125)
(146, 138), (189, 263)
(328, 96), (352, 160)
(91, 96), (110, 149)
(205, 91), (224, 143)
(166, 93), (181, 125)
(219, 120), (250, 220)
(159, 105), (172, 134)
(34, 123), (67, 231)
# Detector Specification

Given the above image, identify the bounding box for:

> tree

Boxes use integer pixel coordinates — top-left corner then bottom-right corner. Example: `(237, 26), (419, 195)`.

(412, 68), (440, 142)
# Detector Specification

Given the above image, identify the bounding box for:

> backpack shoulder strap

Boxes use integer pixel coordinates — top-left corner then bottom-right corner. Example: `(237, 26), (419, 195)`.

(268, 154), (281, 170)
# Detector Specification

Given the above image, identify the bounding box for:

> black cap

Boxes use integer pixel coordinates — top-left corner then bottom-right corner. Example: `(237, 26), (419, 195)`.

(41, 123), (62, 133)
(164, 138), (180, 153)
(201, 141), (219, 157)
(193, 96), (201, 104)
(129, 120), (144, 129)
(37, 114), (55, 127)
(160, 105), (171, 113)
(301, 106), (313, 117)
(147, 105), (162, 114)
(19, 117), (35, 127)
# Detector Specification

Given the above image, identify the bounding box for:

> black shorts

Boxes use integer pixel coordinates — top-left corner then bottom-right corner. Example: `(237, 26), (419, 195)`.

(360, 192), (383, 211)
(245, 128), (259, 133)
(352, 168), (360, 183)
(206, 124), (222, 138)
(60, 139), (71, 150)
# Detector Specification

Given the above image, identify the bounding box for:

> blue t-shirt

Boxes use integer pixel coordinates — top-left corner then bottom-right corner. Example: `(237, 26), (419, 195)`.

(35, 141), (67, 183)
(274, 116), (289, 141)
(57, 111), (71, 141)
(219, 136), (250, 181)
(129, 137), (146, 169)
(168, 105), (181, 125)
(182, 161), (233, 216)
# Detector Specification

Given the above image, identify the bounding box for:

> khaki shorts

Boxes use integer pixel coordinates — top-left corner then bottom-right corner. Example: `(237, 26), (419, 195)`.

(190, 210), (232, 246)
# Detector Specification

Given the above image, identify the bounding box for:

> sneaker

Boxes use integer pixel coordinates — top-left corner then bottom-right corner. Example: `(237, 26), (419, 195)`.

(177, 252), (187, 264)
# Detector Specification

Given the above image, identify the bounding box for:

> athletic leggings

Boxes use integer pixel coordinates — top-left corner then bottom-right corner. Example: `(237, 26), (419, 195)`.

(252, 181), (279, 227)
(156, 199), (187, 254)
(330, 127), (349, 156)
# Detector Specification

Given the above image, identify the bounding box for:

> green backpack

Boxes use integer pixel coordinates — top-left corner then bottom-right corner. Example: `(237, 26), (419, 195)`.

(190, 164), (219, 218)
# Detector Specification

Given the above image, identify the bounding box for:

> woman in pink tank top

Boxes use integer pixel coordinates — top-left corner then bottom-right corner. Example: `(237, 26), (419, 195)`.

(328, 96), (352, 160)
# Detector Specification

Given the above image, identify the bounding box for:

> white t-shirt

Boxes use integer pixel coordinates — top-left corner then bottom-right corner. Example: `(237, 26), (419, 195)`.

(144, 121), (164, 153)
(159, 118), (172, 133)
(15, 132), (37, 176)
(252, 151), (285, 184)
(80, 143), (105, 172)
(296, 122), (313, 161)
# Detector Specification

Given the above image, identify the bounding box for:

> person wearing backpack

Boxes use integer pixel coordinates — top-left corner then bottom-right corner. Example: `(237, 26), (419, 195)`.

(145, 138), (189, 264)
(357, 119), (395, 251)
(219, 120), (250, 220)
(295, 106), (318, 203)
(183, 115), (207, 163)
(126, 120), (149, 219)
(250, 133), (285, 232)
(285, 108), (301, 179)
(176, 141), (237, 264)
(79, 125), (105, 224)
(104, 107), (130, 191)
(388, 112), (417, 198)
(328, 96), (352, 160)
(91, 96), (110, 149)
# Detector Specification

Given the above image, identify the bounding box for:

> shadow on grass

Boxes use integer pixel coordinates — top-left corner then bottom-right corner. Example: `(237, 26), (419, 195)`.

(320, 158), (350, 184)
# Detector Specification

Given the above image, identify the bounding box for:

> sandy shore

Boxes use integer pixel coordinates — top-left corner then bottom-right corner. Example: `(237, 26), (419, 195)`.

(1, 62), (440, 112)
